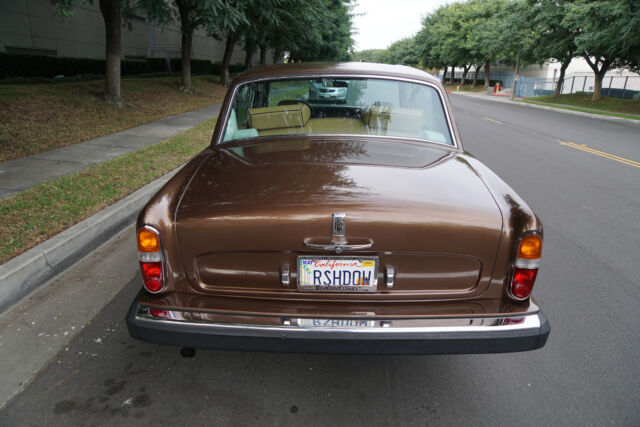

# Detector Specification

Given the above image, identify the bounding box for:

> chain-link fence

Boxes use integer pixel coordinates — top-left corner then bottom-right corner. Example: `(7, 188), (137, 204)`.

(515, 75), (640, 99)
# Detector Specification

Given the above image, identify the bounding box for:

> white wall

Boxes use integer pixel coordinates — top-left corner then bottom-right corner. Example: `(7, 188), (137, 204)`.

(0, 0), (264, 65)
(545, 57), (640, 80)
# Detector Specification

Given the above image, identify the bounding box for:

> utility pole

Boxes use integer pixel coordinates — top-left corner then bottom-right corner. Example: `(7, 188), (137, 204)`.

(511, 52), (521, 101)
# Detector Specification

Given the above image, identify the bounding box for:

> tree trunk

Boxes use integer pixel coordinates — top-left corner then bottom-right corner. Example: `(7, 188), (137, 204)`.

(176, 0), (195, 92)
(593, 71), (605, 101)
(180, 25), (193, 92)
(483, 60), (491, 89)
(99, 0), (122, 107)
(441, 65), (447, 84)
(244, 50), (253, 69)
(220, 34), (237, 87)
(244, 39), (255, 69)
(583, 54), (611, 102)
(448, 67), (455, 85)
(461, 65), (471, 86)
(472, 64), (481, 87)
(272, 49), (282, 63)
(260, 45), (267, 65)
(554, 61), (569, 98)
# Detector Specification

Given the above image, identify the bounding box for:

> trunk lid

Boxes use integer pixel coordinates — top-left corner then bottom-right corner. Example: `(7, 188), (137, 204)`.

(175, 138), (503, 300)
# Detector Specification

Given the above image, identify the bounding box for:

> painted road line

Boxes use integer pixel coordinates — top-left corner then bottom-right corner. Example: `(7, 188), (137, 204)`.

(560, 142), (640, 168)
(482, 117), (504, 125)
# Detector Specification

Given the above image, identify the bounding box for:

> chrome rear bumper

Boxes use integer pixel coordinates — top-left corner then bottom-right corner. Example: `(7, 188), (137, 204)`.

(126, 298), (550, 355)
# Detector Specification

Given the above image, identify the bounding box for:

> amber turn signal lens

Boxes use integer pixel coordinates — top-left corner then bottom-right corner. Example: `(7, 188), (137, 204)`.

(138, 228), (160, 252)
(518, 234), (542, 259)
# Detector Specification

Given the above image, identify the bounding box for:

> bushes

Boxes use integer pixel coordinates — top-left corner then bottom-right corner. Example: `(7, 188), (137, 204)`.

(0, 52), (170, 79)
(0, 53), (103, 78)
(0, 52), (247, 81)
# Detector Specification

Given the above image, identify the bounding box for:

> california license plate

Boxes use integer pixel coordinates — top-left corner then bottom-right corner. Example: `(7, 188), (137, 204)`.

(297, 256), (378, 292)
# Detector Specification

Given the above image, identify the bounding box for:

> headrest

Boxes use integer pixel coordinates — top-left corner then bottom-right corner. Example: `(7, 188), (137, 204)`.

(248, 103), (311, 130)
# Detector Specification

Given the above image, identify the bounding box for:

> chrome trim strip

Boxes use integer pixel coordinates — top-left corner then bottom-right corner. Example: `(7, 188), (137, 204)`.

(279, 264), (290, 287)
(134, 307), (542, 339)
(214, 74), (460, 149)
(303, 238), (374, 254)
(385, 265), (395, 288)
(515, 258), (540, 269)
(138, 252), (161, 262)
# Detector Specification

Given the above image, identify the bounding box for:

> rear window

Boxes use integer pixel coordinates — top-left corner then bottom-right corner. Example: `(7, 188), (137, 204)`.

(221, 77), (453, 146)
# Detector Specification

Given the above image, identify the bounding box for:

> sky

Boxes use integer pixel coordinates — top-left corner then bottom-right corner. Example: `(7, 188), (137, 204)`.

(352, 0), (451, 51)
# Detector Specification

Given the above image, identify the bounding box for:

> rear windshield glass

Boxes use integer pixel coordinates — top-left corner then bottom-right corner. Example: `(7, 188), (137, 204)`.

(221, 77), (453, 146)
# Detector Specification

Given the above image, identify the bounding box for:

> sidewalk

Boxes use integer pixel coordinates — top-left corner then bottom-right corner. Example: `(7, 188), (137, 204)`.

(0, 103), (221, 200)
(448, 90), (640, 125)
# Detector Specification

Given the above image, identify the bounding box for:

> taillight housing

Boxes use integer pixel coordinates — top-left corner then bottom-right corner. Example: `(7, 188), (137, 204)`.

(137, 226), (165, 293)
(509, 233), (542, 301)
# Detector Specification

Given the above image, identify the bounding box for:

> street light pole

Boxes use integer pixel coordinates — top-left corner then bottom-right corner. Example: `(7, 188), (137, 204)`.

(511, 52), (521, 101)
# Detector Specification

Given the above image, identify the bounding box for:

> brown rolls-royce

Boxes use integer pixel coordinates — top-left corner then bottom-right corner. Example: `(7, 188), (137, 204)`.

(126, 62), (550, 354)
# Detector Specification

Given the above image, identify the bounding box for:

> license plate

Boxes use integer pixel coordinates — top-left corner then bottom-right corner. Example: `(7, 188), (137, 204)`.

(298, 318), (375, 328)
(297, 256), (378, 292)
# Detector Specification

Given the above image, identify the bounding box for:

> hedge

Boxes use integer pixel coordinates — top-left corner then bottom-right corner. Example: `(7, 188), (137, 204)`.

(0, 52), (246, 79)
(0, 53), (168, 78)
(168, 58), (246, 75)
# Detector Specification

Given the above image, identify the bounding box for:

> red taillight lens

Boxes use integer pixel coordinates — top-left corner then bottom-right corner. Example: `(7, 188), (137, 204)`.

(149, 307), (169, 318)
(511, 267), (538, 299)
(140, 261), (164, 293)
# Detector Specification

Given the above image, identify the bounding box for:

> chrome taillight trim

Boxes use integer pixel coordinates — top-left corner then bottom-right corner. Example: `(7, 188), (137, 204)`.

(137, 225), (166, 294)
(508, 231), (543, 302)
(138, 252), (161, 262)
(515, 258), (540, 269)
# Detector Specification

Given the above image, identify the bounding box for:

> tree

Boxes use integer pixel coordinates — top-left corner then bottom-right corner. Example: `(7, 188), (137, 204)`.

(236, 0), (291, 70)
(52, 0), (132, 106)
(415, 6), (452, 83)
(206, 0), (249, 87)
(352, 49), (389, 63)
(466, 0), (508, 89)
(283, 0), (355, 63)
(564, 0), (640, 101)
(384, 37), (420, 66)
(141, 0), (221, 92)
(527, 0), (578, 98)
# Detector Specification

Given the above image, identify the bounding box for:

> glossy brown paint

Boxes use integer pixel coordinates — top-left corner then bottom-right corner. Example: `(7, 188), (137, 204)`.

(136, 63), (542, 320)
(175, 138), (501, 301)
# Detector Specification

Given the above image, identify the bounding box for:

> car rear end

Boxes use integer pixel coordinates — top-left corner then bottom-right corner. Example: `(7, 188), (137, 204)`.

(126, 144), (549, 355)
(126, 64), (549, 354)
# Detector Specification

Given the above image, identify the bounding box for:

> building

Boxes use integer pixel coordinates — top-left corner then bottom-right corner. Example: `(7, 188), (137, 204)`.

(0, 0), (268, 67)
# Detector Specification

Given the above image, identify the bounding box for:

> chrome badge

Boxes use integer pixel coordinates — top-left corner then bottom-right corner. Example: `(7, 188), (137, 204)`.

(332, 213), (346, 237)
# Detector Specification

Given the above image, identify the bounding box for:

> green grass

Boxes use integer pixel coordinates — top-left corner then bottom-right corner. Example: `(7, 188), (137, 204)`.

(0, 118), (216, 264)
(0, 75), (227, 162)
(519, 94), (640, 120)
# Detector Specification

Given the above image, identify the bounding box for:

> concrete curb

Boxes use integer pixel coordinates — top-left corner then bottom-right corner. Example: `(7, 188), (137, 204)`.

(0, 168), (178, 314)
(449, 91), (640, 126)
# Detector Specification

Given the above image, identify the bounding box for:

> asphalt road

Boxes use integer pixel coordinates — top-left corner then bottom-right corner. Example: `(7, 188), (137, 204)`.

(1, 95), (639, 426)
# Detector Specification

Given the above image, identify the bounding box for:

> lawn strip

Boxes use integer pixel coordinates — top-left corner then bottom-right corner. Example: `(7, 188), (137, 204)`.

(0, 76), (226, 162)
(518, 94), (640, 120)
(0, 118), (215, 264)
(518, 99), (640, 120)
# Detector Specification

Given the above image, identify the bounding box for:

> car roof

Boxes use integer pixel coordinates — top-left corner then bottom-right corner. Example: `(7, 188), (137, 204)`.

(233, 62), (441, 85)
